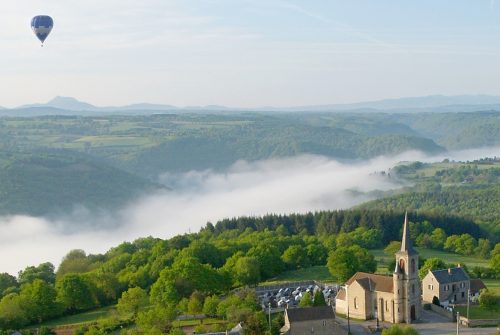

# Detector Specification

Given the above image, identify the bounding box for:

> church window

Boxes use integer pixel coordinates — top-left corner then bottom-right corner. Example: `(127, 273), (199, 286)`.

(412, 284), (415, 295)
(411, 259), (416, 274)
(461, 292), (465, 298)
(399, 259), (405, 272)
(354, 297), (358, 309)
(385, 300), (388, 312)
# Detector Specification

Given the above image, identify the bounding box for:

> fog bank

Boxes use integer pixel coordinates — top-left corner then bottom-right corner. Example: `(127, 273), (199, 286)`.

(1, 147), (499, 275)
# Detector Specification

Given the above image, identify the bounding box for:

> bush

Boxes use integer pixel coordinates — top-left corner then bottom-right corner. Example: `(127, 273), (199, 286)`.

(382, 324), (419, 335)
(478, 289), (497, 310)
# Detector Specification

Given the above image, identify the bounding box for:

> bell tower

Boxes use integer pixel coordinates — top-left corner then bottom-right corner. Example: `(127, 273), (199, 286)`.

(394, 212), (421, 323)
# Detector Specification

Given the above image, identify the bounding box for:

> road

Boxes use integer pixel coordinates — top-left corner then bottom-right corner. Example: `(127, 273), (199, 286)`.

(335, 310), (498, 335)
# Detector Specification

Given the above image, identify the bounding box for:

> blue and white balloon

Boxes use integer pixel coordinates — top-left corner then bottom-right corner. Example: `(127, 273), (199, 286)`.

(31, 15), (54, 44)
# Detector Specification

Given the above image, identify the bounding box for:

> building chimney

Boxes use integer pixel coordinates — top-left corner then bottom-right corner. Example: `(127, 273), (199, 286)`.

(448, 268), (451, 275)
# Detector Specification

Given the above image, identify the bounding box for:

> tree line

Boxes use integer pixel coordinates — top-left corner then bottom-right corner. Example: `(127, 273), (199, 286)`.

(0, 209), (497, 333)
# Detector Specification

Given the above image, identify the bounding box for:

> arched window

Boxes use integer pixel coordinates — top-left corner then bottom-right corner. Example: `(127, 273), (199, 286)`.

(354, 297), (358, 309)
(399, 259), (405, 273)
(412, 284), (415, 295)
(411, 259), (416, 274)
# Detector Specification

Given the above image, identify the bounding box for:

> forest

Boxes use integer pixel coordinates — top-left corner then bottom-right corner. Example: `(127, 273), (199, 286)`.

(0, 209), (498, 334)
(0, 111), (498, 333)
(359, 159), (500, 238)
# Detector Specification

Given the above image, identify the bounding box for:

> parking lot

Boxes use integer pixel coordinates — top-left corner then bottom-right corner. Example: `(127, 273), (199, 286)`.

(256, 281), (338, 310)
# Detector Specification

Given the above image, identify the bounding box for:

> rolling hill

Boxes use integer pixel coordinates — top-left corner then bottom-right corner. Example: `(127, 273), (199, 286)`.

(0, 149), (163, 216)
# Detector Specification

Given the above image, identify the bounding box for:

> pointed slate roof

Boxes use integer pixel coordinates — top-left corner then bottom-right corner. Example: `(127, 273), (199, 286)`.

(400, 211), (417, 255)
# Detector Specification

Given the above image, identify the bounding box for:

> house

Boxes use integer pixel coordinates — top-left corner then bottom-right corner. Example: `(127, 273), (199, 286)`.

(422, 267), (488, 306)
(335, 212), (422, 323)
(470, 278), (487, 302)
(280, 306), (347, 335)
(422, 266), (469, 306)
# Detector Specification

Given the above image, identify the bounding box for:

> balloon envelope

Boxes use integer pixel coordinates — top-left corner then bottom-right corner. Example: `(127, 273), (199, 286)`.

(31, 15), (53, 43)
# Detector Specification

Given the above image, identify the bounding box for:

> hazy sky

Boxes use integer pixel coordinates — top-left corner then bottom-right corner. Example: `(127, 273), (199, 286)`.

(2, 0), (500, 107)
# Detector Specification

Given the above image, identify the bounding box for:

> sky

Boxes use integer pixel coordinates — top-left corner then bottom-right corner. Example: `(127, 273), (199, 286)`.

(2, 0), (500, 108)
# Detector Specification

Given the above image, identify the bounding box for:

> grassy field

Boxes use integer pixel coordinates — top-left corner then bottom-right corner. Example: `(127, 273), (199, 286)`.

(260, 266), (333, 285)
(483, 279), (500, 295)
(398, 161), (499, 180)
(371, 247), (490, 273)
(172, 318), (224, 327)
(454, 304), (500, 320)
(261, 248), (493, 285)
(31, 305), (117, 328)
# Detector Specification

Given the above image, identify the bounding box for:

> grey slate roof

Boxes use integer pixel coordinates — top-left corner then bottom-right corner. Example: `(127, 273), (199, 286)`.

(399, 211), (418, 255)
(470, 278), (487, 294)
(431, 267), (469, 284)
(286, 306), (335, 322)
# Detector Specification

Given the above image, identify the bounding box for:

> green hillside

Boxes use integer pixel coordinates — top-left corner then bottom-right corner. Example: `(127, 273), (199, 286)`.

(0, 113), (446, 176)
(0, 150), (162, 216)
(393, 111), (500, 149)
(358, 159), (500, 239)
(0, 111), (498, 215)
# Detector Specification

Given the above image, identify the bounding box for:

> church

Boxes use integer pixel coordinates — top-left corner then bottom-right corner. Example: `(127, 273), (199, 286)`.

(335, 213), (422, 323)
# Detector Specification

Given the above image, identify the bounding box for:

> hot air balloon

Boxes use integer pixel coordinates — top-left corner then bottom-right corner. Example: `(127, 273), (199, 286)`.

(31, 15), (54, 46)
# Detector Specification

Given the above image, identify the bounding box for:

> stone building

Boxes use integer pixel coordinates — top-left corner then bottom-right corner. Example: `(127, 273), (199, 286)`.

(280, 306), (347, 335)
(336, 212), (422, 323)
(422, 266), (487, 306)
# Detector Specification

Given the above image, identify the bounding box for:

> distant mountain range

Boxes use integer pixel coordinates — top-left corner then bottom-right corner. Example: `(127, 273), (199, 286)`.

(15, 96), (227, 113)
(2, 94), (500, 116)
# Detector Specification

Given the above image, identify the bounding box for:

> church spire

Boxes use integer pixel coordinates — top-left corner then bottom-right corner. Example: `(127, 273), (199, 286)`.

(400, 211), (415, 253)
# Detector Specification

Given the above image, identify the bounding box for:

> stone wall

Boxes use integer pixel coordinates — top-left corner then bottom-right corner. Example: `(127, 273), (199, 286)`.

(459, 316), (500, 327)
(429, 304), (453, 321)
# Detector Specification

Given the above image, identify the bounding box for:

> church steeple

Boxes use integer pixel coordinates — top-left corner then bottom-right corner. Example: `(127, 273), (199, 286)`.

(400, 211), (416, 254)
(393, 211), (421, 323)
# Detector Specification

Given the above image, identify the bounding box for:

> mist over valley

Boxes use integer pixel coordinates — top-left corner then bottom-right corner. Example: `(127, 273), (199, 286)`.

(1, 144), (499, 275)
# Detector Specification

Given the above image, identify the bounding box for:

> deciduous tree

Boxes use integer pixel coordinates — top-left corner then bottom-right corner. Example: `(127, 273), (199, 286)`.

(381, 324), (419, 335)
(282, 245), (310, 270)
(56, 273), (97, 313)
(298, 292), (313, 307)
(418, 258), (446, 280)
(117, 287), (149, 318)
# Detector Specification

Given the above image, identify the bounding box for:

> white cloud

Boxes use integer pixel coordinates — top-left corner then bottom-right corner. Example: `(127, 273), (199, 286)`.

(1, 147), (498, 275)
